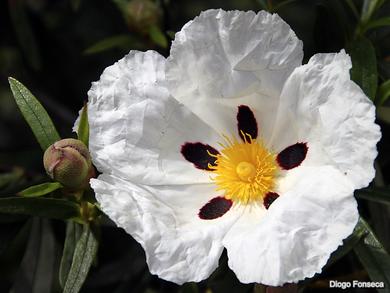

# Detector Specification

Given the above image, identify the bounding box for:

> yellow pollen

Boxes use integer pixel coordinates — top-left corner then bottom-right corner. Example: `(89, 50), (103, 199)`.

(208, 133), (278, 204)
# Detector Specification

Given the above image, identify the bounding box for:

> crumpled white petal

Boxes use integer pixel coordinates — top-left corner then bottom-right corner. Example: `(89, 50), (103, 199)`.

(270, 50), (381, 189)
(87, 50), (222, 185)
(92, 174), (243, 284)
(166, 9), (303, 142)
(223, 166), (358, 286)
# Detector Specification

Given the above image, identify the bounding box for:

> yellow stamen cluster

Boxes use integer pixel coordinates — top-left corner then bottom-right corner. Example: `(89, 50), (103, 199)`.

(208, 133), (278, 204)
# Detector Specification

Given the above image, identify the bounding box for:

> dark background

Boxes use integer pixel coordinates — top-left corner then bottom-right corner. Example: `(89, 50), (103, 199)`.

(0, 0), (389, 292)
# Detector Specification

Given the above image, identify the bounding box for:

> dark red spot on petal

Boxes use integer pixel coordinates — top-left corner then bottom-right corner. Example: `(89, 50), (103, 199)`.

(263, 192), (279, 209)
(181, 142), (219, 171)
(237, 105), (258, 141)
(199, 197), (233, 220)
(277, 142), (308, 170)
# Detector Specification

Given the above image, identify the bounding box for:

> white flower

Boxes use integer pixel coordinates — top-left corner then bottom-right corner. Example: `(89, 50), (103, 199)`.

(82, 9), (381, 286)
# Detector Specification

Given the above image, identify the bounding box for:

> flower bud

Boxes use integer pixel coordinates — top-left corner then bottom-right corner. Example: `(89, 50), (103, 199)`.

(125, 0), (162, 34)
(43, 138), (94, 189)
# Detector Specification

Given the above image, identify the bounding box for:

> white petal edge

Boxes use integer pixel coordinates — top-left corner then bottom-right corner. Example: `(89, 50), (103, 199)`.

(87, 50), (223, 185)
(166, 9), (303, 140)
(270, 50), (381, 189)
(92, 174), (243, 284)
(223, 166), (358, 286)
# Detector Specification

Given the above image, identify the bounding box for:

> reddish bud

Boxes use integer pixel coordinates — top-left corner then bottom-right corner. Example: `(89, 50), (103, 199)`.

(43, 138), (94, 189)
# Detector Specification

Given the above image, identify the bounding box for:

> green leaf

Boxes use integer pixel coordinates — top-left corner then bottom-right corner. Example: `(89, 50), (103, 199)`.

(59, 221), (83, 289)
(325, 218), (366, 268)
(148, 26), (168, 48)
(8, 0), (41, 70)
(255, 0), (269, 10)
(166, 30), (176, 39)
(0, 197), (80, 220)
(0, 219), (26, 256)
(77, 105), (89, 147)
(0, 168), (24, 190)
(70, 0), (82, 11)
(208, 252), (253, 293)
(0, 220), (31, 279)
(377, 106), (390, 124)
(361, 0), (385, 25)
(345, 0), (360, 19)
(14, 219), (57, 293)
(63, 224), (98, 293)
(348, 37), (378, 100)
(111, 0), (128, 12)
(272, 0), (299, 12)
(253, 284), (266, 293)
(8, 77), (61, 151)
(18, 182), (63, 198)
(84, 35), (138, 55)
(355, 187), (390, 205)
(180, 283), (199, 293)
(377, 80), (390, 106)
(365, 17), (390, 32)
(354, 217), (390, 291)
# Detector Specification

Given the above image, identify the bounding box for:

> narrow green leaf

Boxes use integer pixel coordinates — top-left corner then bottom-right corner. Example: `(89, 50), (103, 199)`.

(377, 106), (390, 124)
(180, 282), (199, 293)
(0, 219), (31, 279)
(31, 219), (57, 293)
(361, 0), (385, 25)
(208, 252), (253, 293)
(0, 168), (24, 190)
(19, 182), (62, 198)
(354, 217), (390, 291)
(355, 187), (390, 205)
(84, 35), (137, 55)
(8, 77), (61, 151)
(63, 225), (98, 293)
(376, 80), (390, 106)
(111, 0), (128, 12)
(272, 0), (299, 12)
(348, 37), (378, 100)
(9, 219), (57, 293)
(365, 17), (390, 32)
(166, 30), (176, 39)
(325, 218), (366, 268)
(255, 0), (269, 10)
(77, 105), (89, 147)
(8, 0), (41, 70)
(0, 220), (26, 256)
(148, 26), (168, 48)
(59, 221), (83, 289)
(70, 0), (82, 11)
(0, 214), (26, 223)
(345, 0), (360, 19)
(0, 197), (80, 220)
(253, 284), (267, 293)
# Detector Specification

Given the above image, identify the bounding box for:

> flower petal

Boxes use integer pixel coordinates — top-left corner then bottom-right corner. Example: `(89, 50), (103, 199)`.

(166, 9), (303, 141)
(270, 51), (381, 188)
(92, 174), (243, 284)
(87, 50), (222, 185)
(223, 166), (358, 285)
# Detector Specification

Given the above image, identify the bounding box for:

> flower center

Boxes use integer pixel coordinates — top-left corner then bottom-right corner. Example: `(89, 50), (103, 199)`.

(236, 161), (256, 182)
(208, 134), (278, 204)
